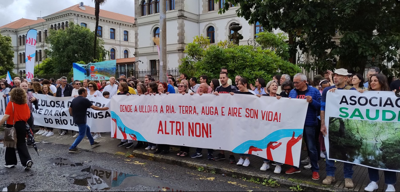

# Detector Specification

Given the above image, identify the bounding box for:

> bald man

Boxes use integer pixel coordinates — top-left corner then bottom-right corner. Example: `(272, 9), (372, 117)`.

(196, 82), (212, 94)
(198, 83), (210, 94)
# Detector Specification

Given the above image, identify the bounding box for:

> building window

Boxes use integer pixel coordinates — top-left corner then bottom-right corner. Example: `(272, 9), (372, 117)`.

(19, 36), (21, 46)
(22, 35), (25, 45)
(110, 48), (115, 60)
(97, 26), (103, 37)
(149, 0), (154, 14)
(154, 27), (160, 38)
(150, 60), (157, 75)
(35, 51), (38, 62)
(39, 50), (42, 61)
(156, 0), (160, 13)
(219, 0), (225, 9)
(81, 23), (87, 28)
(19, 53), (22, 63)
(207, 26), (215, 43)
(153, 27), (160, 45)
(23, 52), (26, 63)
(124, 50), (129, 58)
(66, 21), (69, 28)
(62, 22), (65, 29)
(124, 31), (128, 41)
(38, 31), (42, 42)
(50, 25), (53, 30)
(110, 28), (115, 39)
(170, 0), (175, 10)
(209, 0), (215, 11)
(255, 21), (264, 36)
(142, 0), (147, 16)
(44, 30), (48, 41)
(58, 23), (60, 29)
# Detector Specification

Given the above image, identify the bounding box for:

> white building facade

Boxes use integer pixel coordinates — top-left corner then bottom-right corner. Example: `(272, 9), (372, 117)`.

(0, 2), (135, 75)
(134, 0), (267, 76)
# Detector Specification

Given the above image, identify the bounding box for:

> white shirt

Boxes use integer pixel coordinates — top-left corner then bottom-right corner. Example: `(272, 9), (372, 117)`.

(71, 88), (79, 97)
(191, 84), (200, 93)
(88, 90), (103, 97)
(102, 84), (118, 97)
(49, 84), (57, 93)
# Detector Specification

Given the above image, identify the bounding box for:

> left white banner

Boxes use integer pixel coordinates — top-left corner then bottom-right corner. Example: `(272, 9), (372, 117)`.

(32, 94), (111, 132)
(25, 29), (37, 82)
(0, 93), (5, 119)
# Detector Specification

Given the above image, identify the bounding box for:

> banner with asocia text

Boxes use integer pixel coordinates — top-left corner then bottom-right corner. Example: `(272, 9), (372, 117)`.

(111, 94), (308, 167)
(25, 29), (37, 82)
(32, 94), (111, 132)
(325, 90), (400, 172)
(0, 93), (5, 119)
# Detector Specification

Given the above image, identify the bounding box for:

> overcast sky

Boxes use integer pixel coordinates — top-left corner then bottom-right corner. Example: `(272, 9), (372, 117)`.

(0, 0), (135, 27)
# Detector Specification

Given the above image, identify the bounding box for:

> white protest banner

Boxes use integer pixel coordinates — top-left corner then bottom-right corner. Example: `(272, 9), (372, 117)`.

(0, 93), (5, 119)
(325, 90), (400, 172)
(25, 29), (37, 82)
(110, 94), (308, 167)
(32, 94), (111, 132)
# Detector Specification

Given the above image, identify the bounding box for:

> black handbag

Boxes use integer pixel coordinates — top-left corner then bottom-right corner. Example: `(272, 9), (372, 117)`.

(4, 103), (17, 148)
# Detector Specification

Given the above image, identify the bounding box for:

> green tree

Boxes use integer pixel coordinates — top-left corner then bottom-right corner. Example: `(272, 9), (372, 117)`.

(256, 32), (289, 60)
(46, 22), (107, 74)
(34, 58), (54, 77)
(0, 34), (14, 76)
(93, 0), (106, 60)
(219, 0), (400, 75)
(179, 35), (300, 83)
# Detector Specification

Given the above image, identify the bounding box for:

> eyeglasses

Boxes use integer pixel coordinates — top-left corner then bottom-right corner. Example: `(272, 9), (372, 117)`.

(88, 86), (93, 87)
(75, 83), (80, 85)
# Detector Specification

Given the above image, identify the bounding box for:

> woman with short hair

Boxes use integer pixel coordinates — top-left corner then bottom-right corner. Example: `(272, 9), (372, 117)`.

(0, 88), (33, 170)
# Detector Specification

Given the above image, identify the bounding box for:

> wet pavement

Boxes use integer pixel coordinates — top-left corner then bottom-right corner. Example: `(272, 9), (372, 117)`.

(0, 143), (285, 191)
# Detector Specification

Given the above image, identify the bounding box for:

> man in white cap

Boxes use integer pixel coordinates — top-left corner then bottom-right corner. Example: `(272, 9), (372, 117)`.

(320, 68), (355, 188)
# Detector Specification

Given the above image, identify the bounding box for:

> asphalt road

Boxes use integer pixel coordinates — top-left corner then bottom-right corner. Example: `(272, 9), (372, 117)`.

(0, 142), (285, 191)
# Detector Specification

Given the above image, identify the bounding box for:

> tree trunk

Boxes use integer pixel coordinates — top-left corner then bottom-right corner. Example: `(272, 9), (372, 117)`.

(339, 118), (345, 137)
(288, 32), (296, 64)
(93, 3), (100, 61)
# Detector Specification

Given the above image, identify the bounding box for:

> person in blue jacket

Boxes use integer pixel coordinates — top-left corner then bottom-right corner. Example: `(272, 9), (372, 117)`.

(286, 73), (321, 181)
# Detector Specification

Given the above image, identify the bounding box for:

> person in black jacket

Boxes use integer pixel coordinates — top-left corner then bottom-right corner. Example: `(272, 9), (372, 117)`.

(56, 77), (73, 97)
(56, 76), (73, 136)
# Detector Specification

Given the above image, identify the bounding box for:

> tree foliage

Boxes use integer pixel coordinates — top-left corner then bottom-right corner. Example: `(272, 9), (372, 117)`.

(46, 22), (107, 74)
(0, 34), (14, 76)
(220, 0), (400, 75)
(179, 35), (300, 83)
(256, 32), (289, 60)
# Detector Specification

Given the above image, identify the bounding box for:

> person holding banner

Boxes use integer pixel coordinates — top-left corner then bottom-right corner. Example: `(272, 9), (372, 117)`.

(88, 82), (103, 97)
(144, 82), (159, 150)
(363, 74), (396, 192)
(231, 78), (256, 167)
(287, 73), (321, 181)
(320, 68), (355, 188)
(102, 77), (118, 97)
(69, 88), (108, 153)
(0, 88), (33, 170)
(56, 77), (73, 136)
(36, 84), (55, 137)
(154, 82), (171, 154)
(0, 81), (11, 98)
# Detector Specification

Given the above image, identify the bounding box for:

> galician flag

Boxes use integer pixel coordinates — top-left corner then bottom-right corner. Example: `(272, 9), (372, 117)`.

(6, 71), (12, 86)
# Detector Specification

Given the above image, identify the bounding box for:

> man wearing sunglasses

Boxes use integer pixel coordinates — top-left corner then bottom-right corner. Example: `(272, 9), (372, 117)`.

(71, 80), (81, 97)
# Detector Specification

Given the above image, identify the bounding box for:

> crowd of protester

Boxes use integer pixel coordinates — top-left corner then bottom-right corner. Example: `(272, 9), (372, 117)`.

(0, 66), (398, 192)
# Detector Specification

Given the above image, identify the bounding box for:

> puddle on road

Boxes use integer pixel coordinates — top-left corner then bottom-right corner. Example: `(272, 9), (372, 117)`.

(2, 183), (26, 192)
(51, 158), (84, 167)
(70, 165), (185, 191)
